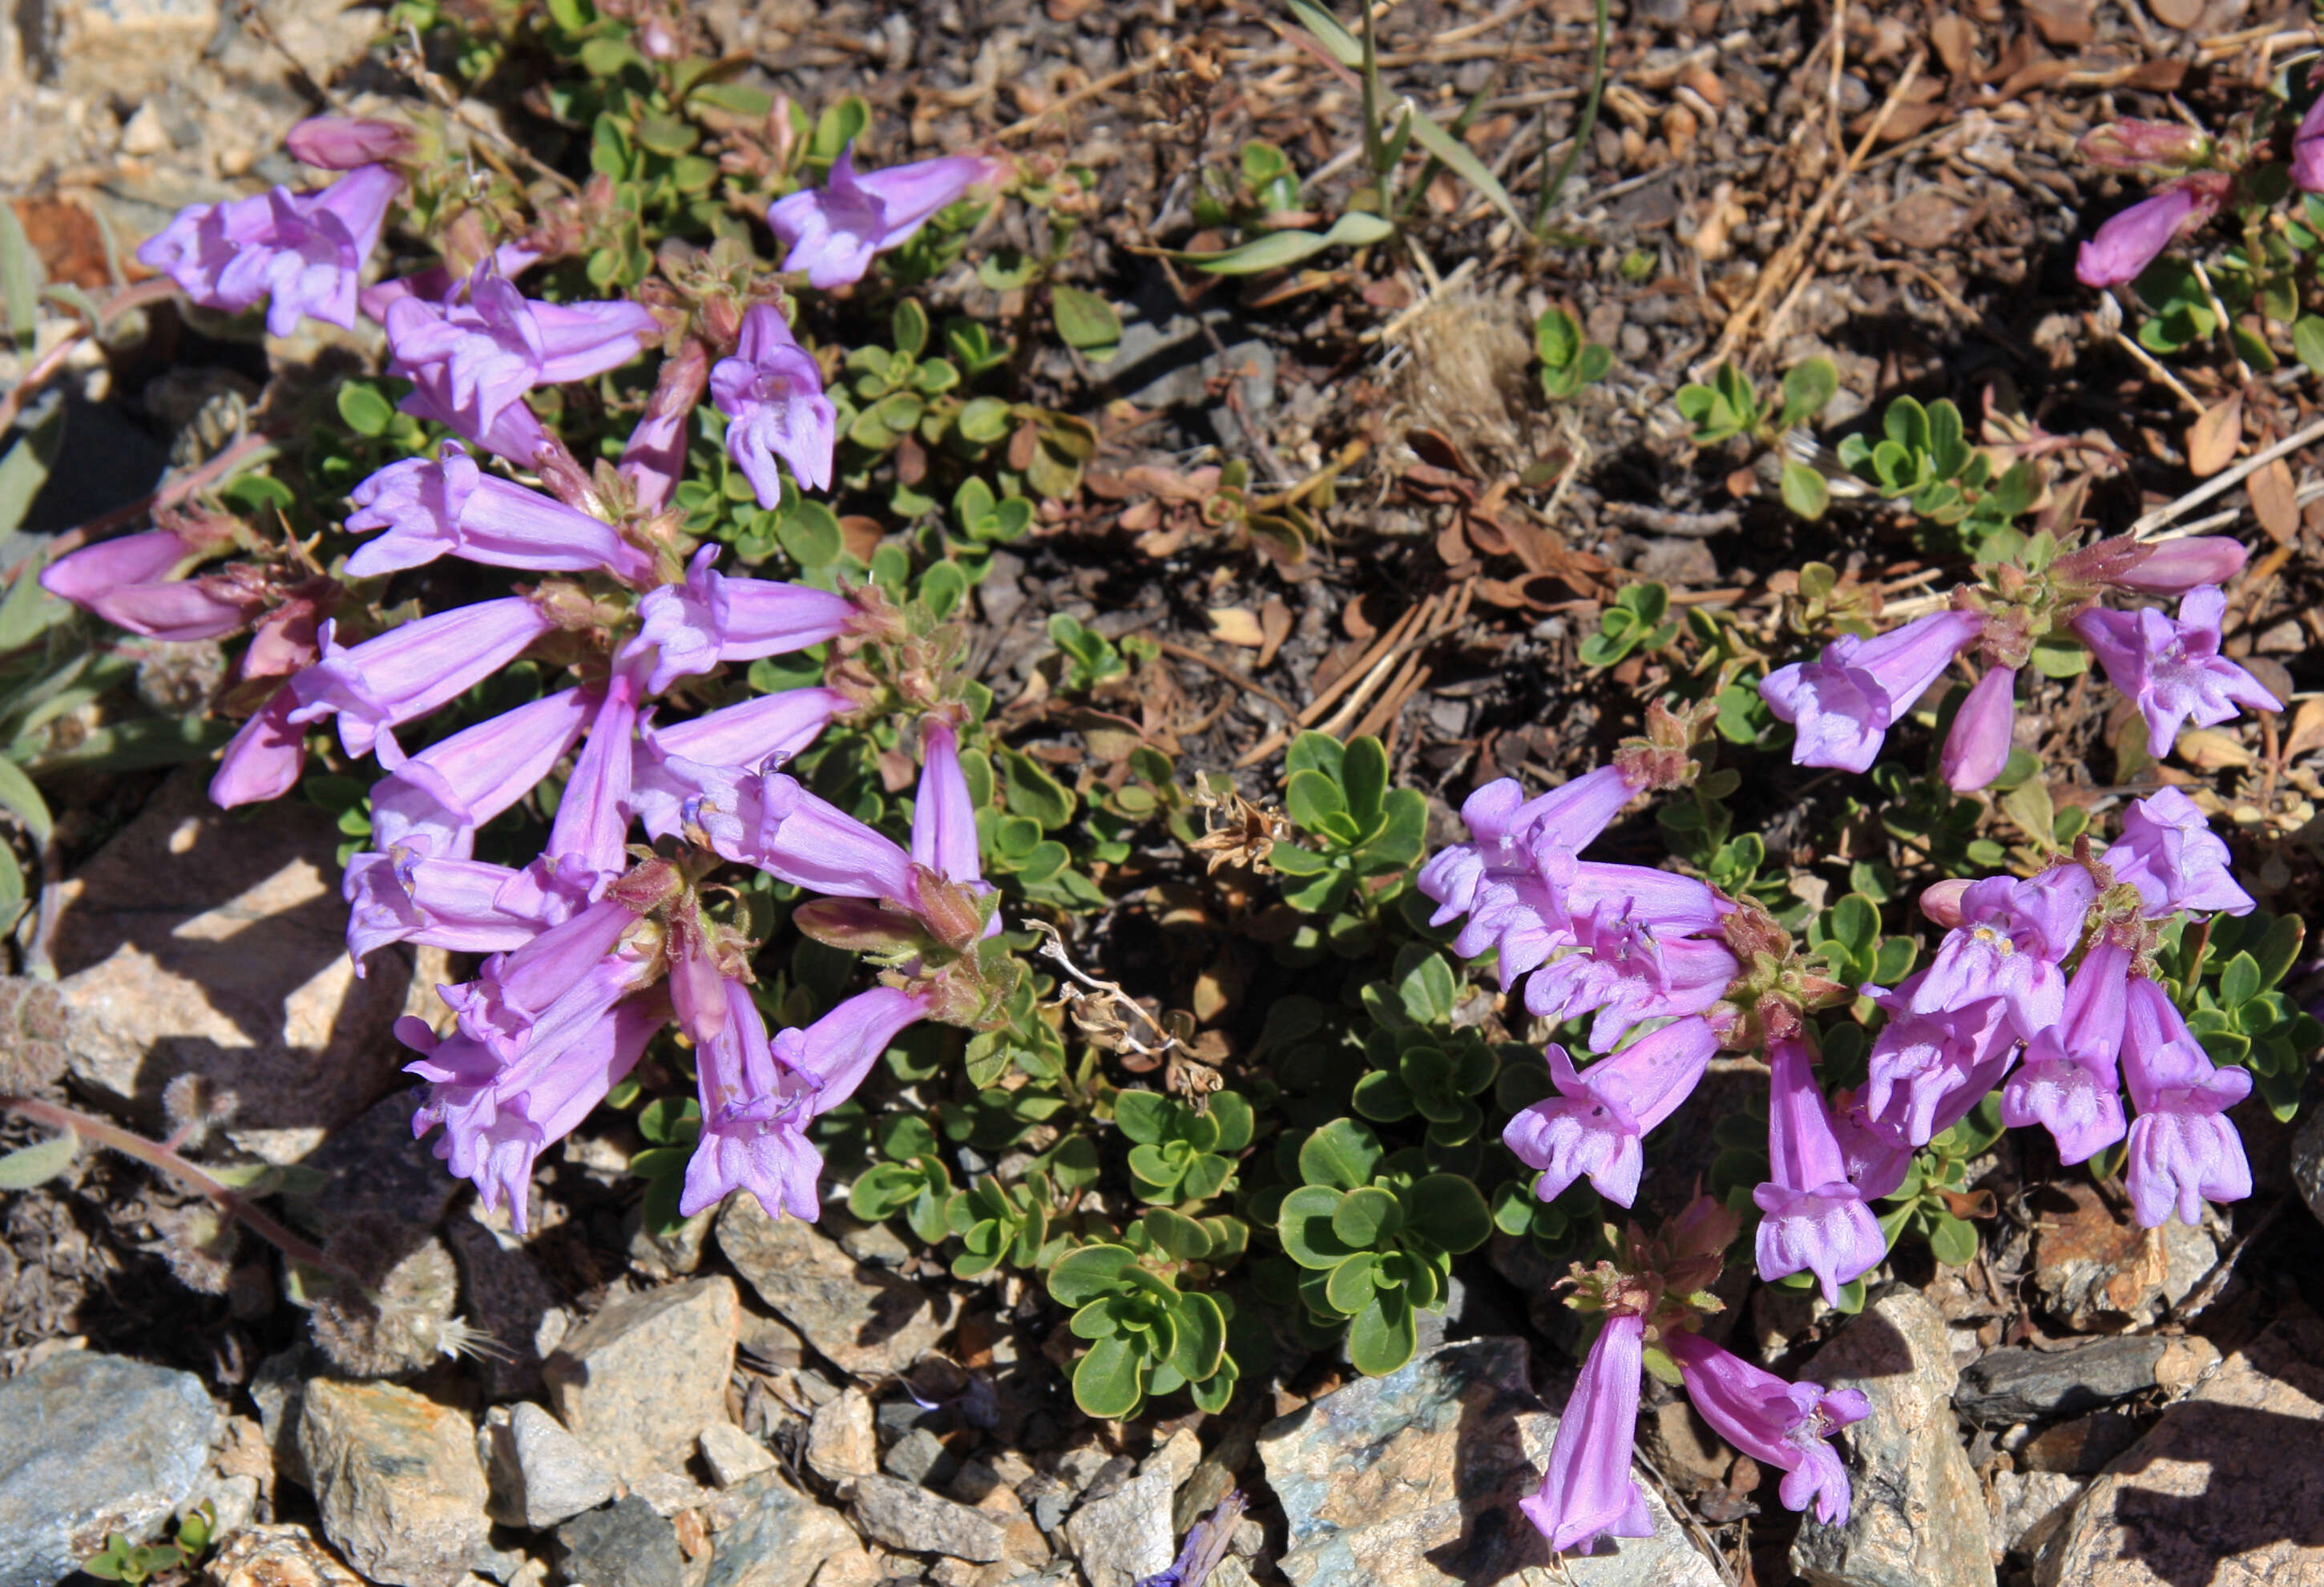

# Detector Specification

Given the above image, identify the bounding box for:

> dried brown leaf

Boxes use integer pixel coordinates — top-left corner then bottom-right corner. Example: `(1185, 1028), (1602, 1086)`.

(2247, 457), (2298, 545)
(2186, 393), (2243, 479)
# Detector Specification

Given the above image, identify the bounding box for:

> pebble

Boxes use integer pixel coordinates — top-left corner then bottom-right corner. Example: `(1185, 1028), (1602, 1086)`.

(2290, 1106), (2324, 1230)
(52, 771), (427, 1161)
(1062, 1429), (1197, 1587)
(705, 1470), (859, 1587)
(886, 1427), (960, 1489)
(807, 1388), (881, 1492)
(445, 1218), (562, 1401)
(2031, 1183), (2214, 1328)
(717, 1197), (950, 1377)
(479, 1402), (616, 1530)
(1987, 1470), (2083, 1561)
(0, 1351), (219, 1587)
(851, 1476), (1010, 1562)
(204, 1524), (365, 1587)
(544, 1275), (738, 1483)
(559, 1496), (683, 1587)
(1258, 1336), (1718, 1587)
(1789, 1286), (1995, 1587)
(700, 1422), (779, 1487)
(1956, 1336), (2219, 1426)
(2037, 1316), (2324, 1585)
(297, 1378), (489, 1587)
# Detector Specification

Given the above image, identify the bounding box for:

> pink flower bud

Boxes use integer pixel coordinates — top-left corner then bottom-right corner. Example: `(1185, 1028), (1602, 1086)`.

(1919, 878), (1972, 930)
(2078, 119), (2209, 172)
(1940, 666), (2018, 794)
(2295, 92), (2324, 194)
(2075, 183), (2220, 289)
(285, 117), (415, 170)
(2109, 536), (2249, 594)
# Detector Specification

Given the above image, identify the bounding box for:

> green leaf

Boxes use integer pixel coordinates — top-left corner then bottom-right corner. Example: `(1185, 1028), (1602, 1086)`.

(1346, 1292), (1418, 1376)
(0, 757), (52, 846)
(336, 382), (396, 437)
(1114, 1088), (1174, 1145)
(1166, 1289), (1227, 1382)
(1341, 733), (1389, 834)
(1776, 357), (1838, 430)
(2029, 636), (2089, 679)
(2295, 316), (2324, 377)
(0, 406), (65, 542)
(1298, 1117), (1384, 1191)
(1331, 1185), (1403, 1248)
(1402, 1173), (1492, 1253)
(1072, 1333), (1148, 1419)
(1278, 1184), (1358, 1269)
(1284, 769), (1349, 834)
(0, 201), (38, 353)
(1400, 108), (1526, 231)
(1180, 212), (1396, 276)
(1780, 460), (1830, 520)
(1206, 1091), (1254, 1152)
(1286, 0), (1365, 64)
(1143, 1207), (1213, 1260)
(1324, 1250), (1380, 1314)
(2219, 951), (2261, 1009)
(1051, 286), (1123, 357)
(1927, 1211), (1979, 1267)
(1049, 1244), (1137, 1305)
(999, 749), (1076, 829)
(777, 499), (844, 566)
(0, 1130), (76, 1189)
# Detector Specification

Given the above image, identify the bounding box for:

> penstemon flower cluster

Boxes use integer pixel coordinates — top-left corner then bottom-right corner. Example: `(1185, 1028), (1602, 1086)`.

(41, 115), (1011, 1231)
(1421, 701), (2265, 1549)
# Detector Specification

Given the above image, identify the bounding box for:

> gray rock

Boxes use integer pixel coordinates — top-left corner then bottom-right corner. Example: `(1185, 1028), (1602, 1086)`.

(291, 1090), (463, 1232)
(1062, 1429), (1196, 1587)
(558, 1496), (682, 1587)
(2015, 1412), (2144, 1476)
(700, 1421), (777, 1487)
(2292, 1106), (2324, 1229)
(886, 1427), (959, 1488)
(2031, 1182), (2216, 1329)
(0, 1351), (218, 1587)
(705, 1470), (858, 1587)
(851, 1475), (1009, 1562)
(2036, 1316), (2324, 1586)
(446, 1219), (561, 1401)
(248, 1347), (316, 1491)
(1789, 1286), (1995, 1587)
(544, 1275), (738, 1483)
(297, 1377), (489, 1587)
(480, 1403), (616, 1530)
(806, 1387), (880, 1492)
(717, 1196), (950, 1377)
(204, 1524), (365, 1587)
(1257, 1335), (1719, 1587)
(1987, 1471), (2081, 1561)
(1956, 1336), (2220, 1426)
(53, 772), (428, 1161)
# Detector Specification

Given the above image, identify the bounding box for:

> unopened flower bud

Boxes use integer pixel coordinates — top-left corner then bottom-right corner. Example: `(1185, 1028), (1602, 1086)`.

(1919, 877), (1972, 929)
(2075, 178), (2224, 289)
(2078, 119), (2209, 172)
(285, 116), (416, 170)
(1940, 666), (2017, 794)
(2108, 536), (2249, 594)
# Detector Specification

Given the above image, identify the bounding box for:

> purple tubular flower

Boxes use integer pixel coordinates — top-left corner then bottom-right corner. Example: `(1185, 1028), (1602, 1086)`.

(1520, 896), (1738, 1051)
(1666, 1331), (1869, 1525)
(767, 145), (1002, 289)
(2075, 185), (2213, 289)
(541, 672), (641, 886)
(369, 686), (598, 861)
(1502, 1017), (1718, 1209)
(1940, 666), (2017, 794)
(913, 720), (982, 886)
(630, 687), (852, 840)
(1830, 1096), (1915, 1202)
(1999, 937), (2132, 1164)
(683, 983), (933, 1221)
(404, 993), (664, 1229)
(1754, 1036), (1888, 1304)
(712, 304), (839, 503)
(41, 529), (263, 640)
(2294, 91), (2324, 193)
(2112, 537), (2249, 595)
(619, 338), (709, 515)
(1417, 766), (1643, 926)
(1761, 610), (1985, 773)
(675, 761), (922, 909)
(345, 444), (656, 582)
(383, 262), (658, 461)
(442, 892), (648, 1061)
(287, 597), (557, 765)
(1862, 974), (2015, 1149)
(2120, 976), (2252, 1227)
(1522, 1310), (1654, 1553)
(211, 688), (309, 807)
(619, 546), (857, 694)
(286, 116), (416, 169)
(2102, 786), (2253, 919)
(1911, 862), (2096, 1039)
(2072, 588), (2282, 758)
(342, 851), (583, 965)
(136, 164), (401, 337)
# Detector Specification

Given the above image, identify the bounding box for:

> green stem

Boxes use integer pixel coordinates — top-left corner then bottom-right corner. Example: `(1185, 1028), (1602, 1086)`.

(1357, 0), (1392, 213)
(1395, 67), (1503, 225)
(1534, 0), (1609, 235)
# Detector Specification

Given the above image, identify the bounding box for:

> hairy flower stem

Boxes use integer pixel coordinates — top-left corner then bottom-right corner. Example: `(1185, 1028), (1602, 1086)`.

(1535, 0), (1608, 233)
(0, 1092), (349, 1282)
